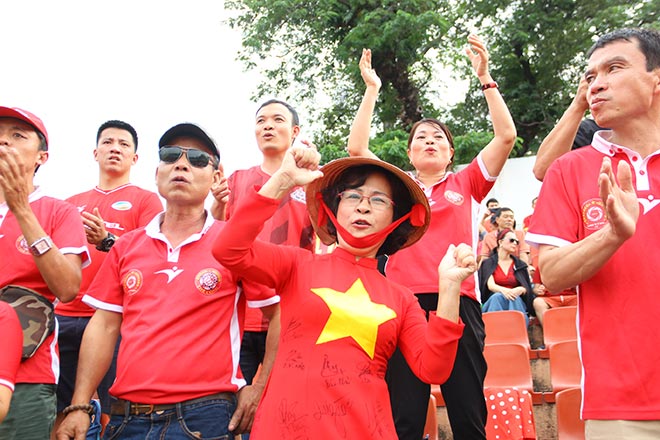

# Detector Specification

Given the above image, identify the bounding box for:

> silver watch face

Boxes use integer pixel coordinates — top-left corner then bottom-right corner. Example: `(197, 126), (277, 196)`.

(31, 237), (53, 255)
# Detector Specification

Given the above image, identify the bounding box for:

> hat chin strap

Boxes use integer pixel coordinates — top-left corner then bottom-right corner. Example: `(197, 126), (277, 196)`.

(317, 197), (413, 250)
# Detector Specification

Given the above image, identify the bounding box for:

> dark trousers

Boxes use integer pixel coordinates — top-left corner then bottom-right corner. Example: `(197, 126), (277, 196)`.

(386, 295), (488, 440)
(239, 331), (267, 385)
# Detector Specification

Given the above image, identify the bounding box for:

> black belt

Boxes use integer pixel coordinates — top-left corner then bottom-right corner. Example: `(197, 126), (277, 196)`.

(110, 392), (234, 416)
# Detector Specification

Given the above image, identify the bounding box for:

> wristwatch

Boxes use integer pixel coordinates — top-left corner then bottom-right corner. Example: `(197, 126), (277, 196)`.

(29, 236), (54, 256)
(96, 232), (117, 252)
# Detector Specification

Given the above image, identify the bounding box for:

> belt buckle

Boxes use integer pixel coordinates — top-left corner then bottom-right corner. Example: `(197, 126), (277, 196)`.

(131, 403), (155, 415)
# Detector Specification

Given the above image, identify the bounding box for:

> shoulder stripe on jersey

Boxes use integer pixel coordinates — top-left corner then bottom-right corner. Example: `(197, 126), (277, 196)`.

(82, 295), (123, 314)
(524, 232), (572, 248)
(247, 296), (281, 309)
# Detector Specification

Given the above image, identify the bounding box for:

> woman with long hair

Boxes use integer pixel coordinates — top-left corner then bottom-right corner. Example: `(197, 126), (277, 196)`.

(479, 228), (534, 323)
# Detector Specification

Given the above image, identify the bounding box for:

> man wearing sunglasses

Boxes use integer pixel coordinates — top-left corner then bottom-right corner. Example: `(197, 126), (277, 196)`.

(478, 207), (530, 265)
(57, 123), (279, 439)
(55, 120), (163, 432)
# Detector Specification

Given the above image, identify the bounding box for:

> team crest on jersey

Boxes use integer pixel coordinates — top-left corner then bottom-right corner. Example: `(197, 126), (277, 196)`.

(16, 236), (30, 255)
(112, 201), (133, 211)
(195, 269), (222, 295)
(122, 269), (143, 296)
(581, 199), (607, 230)
(290, 187), (307, 204)
(444, 190), (464, 206)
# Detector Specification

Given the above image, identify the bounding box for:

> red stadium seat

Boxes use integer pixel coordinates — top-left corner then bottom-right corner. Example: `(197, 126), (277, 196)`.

(483, 311), (532, 356)
(430, 384), (445, 406)
(556, 387), (585, 440)
(483, 343), (538, 403)
(423, 394), (438, 440)
(549, 340), (582, 397)
(543, 306), (577, 348)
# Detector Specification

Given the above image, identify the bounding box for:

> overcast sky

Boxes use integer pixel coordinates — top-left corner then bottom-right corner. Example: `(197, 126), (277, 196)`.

(3, 1), (276, 199)
(3, 2), (537, 218)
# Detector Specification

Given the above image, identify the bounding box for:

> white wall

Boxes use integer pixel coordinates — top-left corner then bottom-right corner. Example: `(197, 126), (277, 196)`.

(471, 156), (542, 228)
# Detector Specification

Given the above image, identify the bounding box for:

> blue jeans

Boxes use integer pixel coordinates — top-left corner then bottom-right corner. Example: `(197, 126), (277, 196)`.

(482, 293), (529, 325)
(103, 397), (236, 440)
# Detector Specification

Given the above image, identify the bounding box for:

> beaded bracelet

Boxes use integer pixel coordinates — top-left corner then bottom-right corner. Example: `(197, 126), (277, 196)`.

(62, 403), (95, 416)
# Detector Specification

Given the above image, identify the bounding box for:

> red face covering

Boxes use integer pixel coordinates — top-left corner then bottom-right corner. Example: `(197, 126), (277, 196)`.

(316, 193), (426, 251)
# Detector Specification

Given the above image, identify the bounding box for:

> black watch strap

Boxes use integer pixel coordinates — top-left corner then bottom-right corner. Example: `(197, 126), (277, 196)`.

(96, 232), (117, 252)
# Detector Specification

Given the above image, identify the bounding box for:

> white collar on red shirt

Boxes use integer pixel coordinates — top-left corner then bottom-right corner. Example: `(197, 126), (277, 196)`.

(93, 183), (136, 195)
(144, 209), (215, 249)
(406, 170), (453, 191)
(591, 130), (660, 192)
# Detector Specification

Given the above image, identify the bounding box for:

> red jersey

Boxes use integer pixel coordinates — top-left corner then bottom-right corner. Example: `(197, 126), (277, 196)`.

(387, 156), (495, 301)
(0, 302), (22, 392)
(527, 132), (660, 420)
(58, 184), (163, 317)
(82, 212), (278, 403)
(213, 190), (464, 439)
(0, 188), (90, 384)
(227, 166), (314, 331)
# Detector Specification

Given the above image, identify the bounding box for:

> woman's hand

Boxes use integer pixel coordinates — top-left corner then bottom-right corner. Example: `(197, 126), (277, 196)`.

(259, 146), (322, 200)
(438, 243), (477, 284)
(465, 34), (489, 79)
(500, 286), (524, 300)
(359, 48), (381, 91)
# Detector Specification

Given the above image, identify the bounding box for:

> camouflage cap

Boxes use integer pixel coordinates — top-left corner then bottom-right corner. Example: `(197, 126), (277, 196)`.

(0, 285), (55, 360)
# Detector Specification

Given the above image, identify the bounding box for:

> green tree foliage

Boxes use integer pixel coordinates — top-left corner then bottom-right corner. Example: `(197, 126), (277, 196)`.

(227, 0), (658, 164)
(226, 0), (451, 130)
(445, 0), (659, 155)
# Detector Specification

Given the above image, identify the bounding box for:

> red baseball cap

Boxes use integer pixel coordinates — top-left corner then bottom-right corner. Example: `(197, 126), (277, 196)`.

(0, 106), (49, 147)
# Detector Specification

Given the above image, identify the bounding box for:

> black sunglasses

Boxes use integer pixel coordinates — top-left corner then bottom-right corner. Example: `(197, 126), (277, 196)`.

(159, 146), (216, 168)
(507, 238), (519, 245)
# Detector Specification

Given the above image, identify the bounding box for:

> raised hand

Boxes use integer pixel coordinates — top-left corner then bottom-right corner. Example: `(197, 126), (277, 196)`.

(211, 176), (230, 205)
(81, 208), (108, 246)
(0, 145), (32, 211)
(359, 48), (381, 91)
(438, 243), (477, 284)
(465, 34), (489, 78)
(571, 76), (591, 114)
(599, 156), (639, 242)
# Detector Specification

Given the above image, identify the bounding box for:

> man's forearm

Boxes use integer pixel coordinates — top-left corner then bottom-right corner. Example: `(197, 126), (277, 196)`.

(70, 310), (121, 405)
(13, 207), (82, 302)
(539, 225), (627, 292)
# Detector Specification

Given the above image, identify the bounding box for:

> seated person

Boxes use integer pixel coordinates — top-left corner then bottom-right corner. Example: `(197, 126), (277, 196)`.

(479, 207), (530, 264)
(478, 198), (500, 239)
(478, 228), (534, 324)
(530, 266), (577, 326)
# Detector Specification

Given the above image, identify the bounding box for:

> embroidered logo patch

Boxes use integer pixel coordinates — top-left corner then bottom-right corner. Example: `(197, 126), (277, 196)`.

(122, 269), (143, 296)
(111, 201), (133, 211)
(444, 190), (464, 206)
(581, 199), (607, 230)
(16, 236), (30, 255)
(195, 269), (221, 295)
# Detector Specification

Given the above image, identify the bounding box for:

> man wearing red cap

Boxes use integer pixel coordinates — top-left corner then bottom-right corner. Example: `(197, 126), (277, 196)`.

(0, 107), (89, 437)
